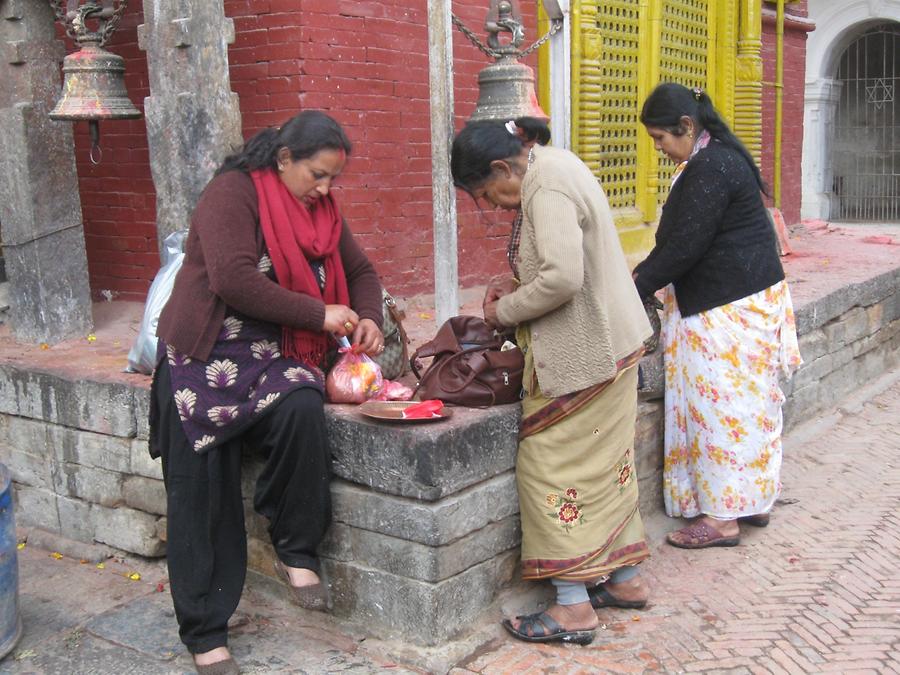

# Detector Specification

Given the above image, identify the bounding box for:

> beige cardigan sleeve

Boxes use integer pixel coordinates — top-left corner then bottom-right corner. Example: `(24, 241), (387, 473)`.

(496, 187), (584, 327)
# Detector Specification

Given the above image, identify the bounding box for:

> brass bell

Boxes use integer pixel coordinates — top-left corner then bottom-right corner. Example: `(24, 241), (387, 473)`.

(49, 42), (142, 124)
(48, 1), (141, 161)
(469, 0), (548, 122)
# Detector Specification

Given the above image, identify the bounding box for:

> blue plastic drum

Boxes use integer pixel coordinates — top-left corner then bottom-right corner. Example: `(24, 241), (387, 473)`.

(0, 464), (22, 660)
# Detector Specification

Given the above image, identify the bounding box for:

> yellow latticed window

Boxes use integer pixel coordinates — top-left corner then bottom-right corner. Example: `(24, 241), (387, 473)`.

(657, 0), (709, 204)
(575, 0), (641, 211)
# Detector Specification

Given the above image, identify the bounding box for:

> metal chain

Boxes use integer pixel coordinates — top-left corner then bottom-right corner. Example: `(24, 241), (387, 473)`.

(47, 0), (129, 46)
(49, 0), (76, 40)
(451, 13), (562, 60)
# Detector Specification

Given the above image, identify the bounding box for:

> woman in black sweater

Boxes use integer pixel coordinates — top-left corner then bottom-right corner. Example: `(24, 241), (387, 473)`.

(634, 83), (802, 549)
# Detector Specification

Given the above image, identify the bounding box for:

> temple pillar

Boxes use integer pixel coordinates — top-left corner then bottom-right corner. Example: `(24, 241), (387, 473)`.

(734, 0), (763, 164)
(0, 0), (93, 344)
(137, 0), (242, 253)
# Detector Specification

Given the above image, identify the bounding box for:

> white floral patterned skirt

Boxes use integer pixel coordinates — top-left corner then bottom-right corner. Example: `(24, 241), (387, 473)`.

(662, 280), (802, 519)
(160, 310), (324, 454)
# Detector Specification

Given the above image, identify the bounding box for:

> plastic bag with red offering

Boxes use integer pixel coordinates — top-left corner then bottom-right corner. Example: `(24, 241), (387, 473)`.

(371, 379), (414, 401)
(325, 348), (385, 403)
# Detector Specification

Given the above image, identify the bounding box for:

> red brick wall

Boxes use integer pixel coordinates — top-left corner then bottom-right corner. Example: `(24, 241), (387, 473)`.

(67, 1), (538, 301)
(761, 1), (810, 226)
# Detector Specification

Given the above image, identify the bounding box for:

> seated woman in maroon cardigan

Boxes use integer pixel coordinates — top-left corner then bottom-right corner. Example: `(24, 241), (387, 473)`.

(150, 111), (384, 675)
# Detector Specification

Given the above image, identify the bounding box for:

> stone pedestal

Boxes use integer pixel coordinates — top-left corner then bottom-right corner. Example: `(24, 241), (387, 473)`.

(245, 404), (523, 646)
(137, 0), (242, 253)
(0, 0), (93, 344)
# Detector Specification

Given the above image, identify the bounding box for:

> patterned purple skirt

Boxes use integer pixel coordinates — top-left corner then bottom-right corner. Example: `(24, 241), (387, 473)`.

(161, 311), (324, 453)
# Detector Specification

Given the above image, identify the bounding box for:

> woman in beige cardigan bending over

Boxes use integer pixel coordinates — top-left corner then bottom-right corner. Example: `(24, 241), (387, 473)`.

(451, 118), (653, 645)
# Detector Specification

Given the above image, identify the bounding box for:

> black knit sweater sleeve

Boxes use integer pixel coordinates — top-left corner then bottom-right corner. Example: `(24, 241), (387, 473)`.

(633, 152), (731, 300)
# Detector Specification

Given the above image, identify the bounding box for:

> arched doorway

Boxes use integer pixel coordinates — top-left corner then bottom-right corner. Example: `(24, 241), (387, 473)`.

(830, 23), (900, 221)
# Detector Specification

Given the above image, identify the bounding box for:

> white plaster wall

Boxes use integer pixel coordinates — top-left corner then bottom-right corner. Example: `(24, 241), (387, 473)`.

(802, 0), (900, 219)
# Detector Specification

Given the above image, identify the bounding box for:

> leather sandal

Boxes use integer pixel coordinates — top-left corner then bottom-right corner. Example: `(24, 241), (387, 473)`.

(739, 513), (770, 527)
(666, 520), (740, 549)
(273, 560), (330, 611)
(588, 583), (648, 610)
(502, 611), (595, 645)
(194, 657), (240, 674)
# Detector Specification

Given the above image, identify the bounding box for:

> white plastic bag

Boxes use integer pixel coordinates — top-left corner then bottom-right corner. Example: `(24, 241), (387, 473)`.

(125, 230), (187, 374)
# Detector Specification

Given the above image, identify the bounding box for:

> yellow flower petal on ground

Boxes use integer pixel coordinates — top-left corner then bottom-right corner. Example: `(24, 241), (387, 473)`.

(96, 562), (105, 569)
(50, 552), (63, 560)
(128, 572), (141, 581)
(16, 542), (25, 550)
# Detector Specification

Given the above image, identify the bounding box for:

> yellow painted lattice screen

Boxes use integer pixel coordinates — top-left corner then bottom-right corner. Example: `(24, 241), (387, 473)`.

(552, 0), (762, 263)
(656, 0), (710, 206)
(573, 1), (641, 212)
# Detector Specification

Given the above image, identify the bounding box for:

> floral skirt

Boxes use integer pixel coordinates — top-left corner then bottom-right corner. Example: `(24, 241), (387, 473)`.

(662, 280), (802, 519)
(516, 326), (650, 582)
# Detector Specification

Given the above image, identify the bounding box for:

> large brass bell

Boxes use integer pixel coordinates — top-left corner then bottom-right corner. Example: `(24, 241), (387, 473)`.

(469, 0), (548, 122)
(48, 1), (141, 161)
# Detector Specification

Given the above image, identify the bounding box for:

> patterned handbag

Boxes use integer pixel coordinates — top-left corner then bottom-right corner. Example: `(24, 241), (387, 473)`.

(372, 289), (410, 380)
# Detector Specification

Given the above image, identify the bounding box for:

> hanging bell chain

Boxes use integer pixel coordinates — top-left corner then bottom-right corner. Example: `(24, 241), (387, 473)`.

(48, 0), (128, 47)
(451, 13), (562, 61)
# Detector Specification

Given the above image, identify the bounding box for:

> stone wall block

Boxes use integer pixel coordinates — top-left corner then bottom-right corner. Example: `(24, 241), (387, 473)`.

(330, 474), (518, 547)
(851, 318), (900, 359)
(866, 301), (885, 333)
(130, 438), (163, 480)
(823, 306), (869, 349)
(47, 424), (132, 473)
(324, 551), (518, 646)
(321, 516), (520, 583)
(52, 462), (123, 508)
(57, 494), (95, 543)
(883, 291), (900, 324)
(93, 504), (166, 557)
(13, 484), (59, 532)
(122, 475), (166, 516)
(794, 269), (900, 334)
(0, 366), (137, 436)
(797, 327), (829, 363)
(0, 415), (53, 488)
(327, 404), (520, 501)
(134, 387), (151, 441)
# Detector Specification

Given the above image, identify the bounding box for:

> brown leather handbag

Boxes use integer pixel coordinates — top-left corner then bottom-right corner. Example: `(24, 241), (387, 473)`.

(410, 315), (524, 406)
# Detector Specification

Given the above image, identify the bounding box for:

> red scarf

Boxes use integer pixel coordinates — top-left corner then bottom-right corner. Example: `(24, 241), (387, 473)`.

(251, 168), (350, 364)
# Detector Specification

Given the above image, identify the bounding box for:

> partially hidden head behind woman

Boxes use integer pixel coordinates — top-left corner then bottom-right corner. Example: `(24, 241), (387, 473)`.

(640, 82), (768, 195)
(450, 116), (550, 211)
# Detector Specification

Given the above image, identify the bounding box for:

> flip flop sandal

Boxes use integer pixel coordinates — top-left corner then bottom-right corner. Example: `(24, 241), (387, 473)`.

(666, 520), (740, 549)
(501, 611), (595, 645)
(739, 513), (770, 527)
(194, 657), (240, 674)
(588, 583), (648, 610)
(273, 559), (330, 611)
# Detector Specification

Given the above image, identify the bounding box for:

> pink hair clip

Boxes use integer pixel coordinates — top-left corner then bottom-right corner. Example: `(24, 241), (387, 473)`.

(505, 120), (518, 135)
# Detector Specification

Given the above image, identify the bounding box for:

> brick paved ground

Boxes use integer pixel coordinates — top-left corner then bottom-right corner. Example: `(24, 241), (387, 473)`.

(451, 372), (900, 675)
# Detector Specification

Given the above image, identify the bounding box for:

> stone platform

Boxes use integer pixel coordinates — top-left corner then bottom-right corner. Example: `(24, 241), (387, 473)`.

(0, 222), (898, 647)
